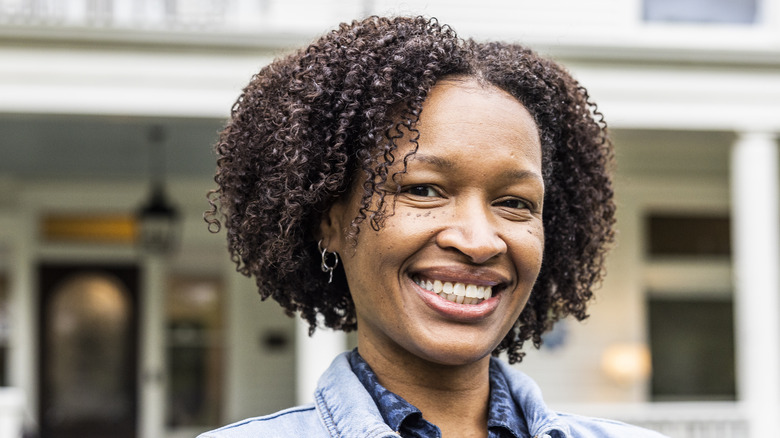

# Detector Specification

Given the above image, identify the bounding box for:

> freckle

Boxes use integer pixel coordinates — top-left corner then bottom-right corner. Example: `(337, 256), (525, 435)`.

(416, 213), (421, 217)
(406, 212), (411, 216)
(424, 211), (431, 217)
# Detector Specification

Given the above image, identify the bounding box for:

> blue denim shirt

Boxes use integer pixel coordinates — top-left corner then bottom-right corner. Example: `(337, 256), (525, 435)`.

(348, 349), (526, 437)
(198, 352), (669, 438)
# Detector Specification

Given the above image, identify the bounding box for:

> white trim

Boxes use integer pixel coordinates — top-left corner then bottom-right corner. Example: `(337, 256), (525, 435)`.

(730, 131), (780, 437)
(3, 45), (778, 132)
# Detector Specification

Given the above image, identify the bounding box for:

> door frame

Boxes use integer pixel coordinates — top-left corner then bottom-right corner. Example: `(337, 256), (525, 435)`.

(37, 262), (140, 438)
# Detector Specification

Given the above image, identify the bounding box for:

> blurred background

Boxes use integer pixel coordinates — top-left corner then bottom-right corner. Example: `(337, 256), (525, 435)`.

(0, 0), (779, 437)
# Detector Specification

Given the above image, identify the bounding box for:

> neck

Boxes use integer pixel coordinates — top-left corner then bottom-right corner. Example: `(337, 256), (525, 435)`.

(357, 339), (492, 438)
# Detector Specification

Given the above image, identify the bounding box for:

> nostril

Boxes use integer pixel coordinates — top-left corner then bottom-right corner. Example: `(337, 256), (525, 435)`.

(435, 218), (506, 255)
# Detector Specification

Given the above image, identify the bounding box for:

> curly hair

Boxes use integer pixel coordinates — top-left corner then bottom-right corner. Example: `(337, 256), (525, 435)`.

(205, 15), (615, 364)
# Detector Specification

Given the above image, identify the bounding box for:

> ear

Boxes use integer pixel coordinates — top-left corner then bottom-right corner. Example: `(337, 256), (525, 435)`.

(318, 198), (350, 254)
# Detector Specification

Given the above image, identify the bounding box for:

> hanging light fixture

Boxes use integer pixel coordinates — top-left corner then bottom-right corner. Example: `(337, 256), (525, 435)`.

(137, 125), (180, 254)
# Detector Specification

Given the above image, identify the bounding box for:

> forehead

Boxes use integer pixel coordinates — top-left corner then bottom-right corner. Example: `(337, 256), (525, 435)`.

(413, 78), (542, 164)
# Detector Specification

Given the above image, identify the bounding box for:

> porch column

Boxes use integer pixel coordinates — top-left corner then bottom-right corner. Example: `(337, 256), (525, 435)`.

(139, 255), (165, 438)
(730, 131), (780, 437)
(295, 319), (346, 404)
(7, 209), (36, 431)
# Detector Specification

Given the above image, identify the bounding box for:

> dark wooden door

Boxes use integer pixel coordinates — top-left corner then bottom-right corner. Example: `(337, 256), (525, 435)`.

(38, 263), (139, 438)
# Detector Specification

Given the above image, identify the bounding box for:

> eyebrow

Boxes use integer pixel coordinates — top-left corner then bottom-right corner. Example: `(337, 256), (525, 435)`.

(409, 153), (455, 170)
(410, 153), (543, 183)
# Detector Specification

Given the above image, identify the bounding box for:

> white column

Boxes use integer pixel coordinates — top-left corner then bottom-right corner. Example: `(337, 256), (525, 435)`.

(6, 208), (36, 433)
(730, 131), (780, 438)
(139, 255), (166, 438)
(295, 319), (346, 404)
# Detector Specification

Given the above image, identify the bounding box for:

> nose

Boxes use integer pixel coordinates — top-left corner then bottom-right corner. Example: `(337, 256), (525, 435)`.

(435, 202), (507, 264)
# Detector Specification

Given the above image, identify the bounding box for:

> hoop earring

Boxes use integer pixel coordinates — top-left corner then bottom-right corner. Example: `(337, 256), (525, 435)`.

(318, 239), (339, 284)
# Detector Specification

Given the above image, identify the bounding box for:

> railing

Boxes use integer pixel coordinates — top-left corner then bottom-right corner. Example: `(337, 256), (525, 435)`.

(1, 0), (238, 29)
(2, 0), (776, 60)
(0, 0), (376, 47)
(0, 388), (24, 438)
(638, 419), (748, 438)
(0, 0), (379, 31)
(556, 402), (749, 438)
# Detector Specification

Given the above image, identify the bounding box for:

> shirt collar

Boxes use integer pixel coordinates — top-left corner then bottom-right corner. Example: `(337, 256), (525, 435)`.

(348, 349), (528, 438)
(488, 357), (529, 437)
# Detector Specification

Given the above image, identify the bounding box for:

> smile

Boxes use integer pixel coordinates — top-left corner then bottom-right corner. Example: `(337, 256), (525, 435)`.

(413, 276), (493, 305)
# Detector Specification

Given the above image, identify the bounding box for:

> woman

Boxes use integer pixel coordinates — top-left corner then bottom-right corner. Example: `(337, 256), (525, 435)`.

(202, 15), (666, 438)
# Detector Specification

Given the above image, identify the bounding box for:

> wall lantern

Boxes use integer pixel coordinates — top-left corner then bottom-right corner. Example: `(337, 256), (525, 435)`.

(601, 342), (652, 386)
(137, 125), (180, 254)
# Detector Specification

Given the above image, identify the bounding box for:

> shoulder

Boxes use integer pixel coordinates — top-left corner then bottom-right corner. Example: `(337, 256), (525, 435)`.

(489, 358), (668, 438)
(196, 404), (328, 438)
(558, 412), (669, 438)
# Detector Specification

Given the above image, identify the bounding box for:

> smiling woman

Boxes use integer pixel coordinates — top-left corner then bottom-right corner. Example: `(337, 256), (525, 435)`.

(202, 15), (667, 438)
(320, 79), (545, 374)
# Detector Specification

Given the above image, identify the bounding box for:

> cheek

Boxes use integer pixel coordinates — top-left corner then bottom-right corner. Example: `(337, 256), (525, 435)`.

(368, 212), (438, 247)
(341, 215), (436, 290)
(340, 224), (403, 283)
(516, 226), (545, 277)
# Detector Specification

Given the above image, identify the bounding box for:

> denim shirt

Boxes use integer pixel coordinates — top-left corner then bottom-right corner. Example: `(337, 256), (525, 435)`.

(198, 352), (669, 438)
(348, 349), (526, 438)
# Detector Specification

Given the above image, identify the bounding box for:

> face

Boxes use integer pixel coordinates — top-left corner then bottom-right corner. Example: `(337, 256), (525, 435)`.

(321, 78), (544, 368)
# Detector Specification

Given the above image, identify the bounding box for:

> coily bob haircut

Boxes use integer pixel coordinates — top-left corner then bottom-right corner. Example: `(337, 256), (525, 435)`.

(205, 15), (615, 363)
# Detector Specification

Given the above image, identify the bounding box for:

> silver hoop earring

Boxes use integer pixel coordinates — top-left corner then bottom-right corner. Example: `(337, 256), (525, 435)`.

(318, 239), (339, 284)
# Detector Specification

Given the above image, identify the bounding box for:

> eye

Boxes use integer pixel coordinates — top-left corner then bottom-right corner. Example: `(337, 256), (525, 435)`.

(403, 185), (439, 198)
(494, 198), (531, 210)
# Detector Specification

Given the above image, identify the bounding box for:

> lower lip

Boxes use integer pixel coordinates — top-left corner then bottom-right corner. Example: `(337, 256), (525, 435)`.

(411, 278), (501, 322)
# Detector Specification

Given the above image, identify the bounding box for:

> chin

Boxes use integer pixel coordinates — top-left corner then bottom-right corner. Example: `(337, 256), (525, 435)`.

(408, 340), (499, 367)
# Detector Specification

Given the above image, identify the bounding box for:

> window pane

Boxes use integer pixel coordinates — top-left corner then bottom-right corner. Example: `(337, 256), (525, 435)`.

(44, 274), (134, 428)
(648, 298), (736, 400)
(0, 273), (7, 386)
(643, 0), (758, 24)
(647, 214), (730, 257)
(165, 276), (223, 428)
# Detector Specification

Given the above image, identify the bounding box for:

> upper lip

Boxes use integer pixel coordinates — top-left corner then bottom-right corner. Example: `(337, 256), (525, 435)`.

(410, 265), (512, 289)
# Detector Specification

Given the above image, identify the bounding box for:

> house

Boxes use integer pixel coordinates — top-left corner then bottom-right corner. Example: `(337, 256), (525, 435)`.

(0, 0), (778, 437)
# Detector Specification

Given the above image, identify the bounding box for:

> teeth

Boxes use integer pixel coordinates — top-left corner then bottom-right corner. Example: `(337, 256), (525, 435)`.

(453, 283), (465, 297)
(414, 276), (495, 305)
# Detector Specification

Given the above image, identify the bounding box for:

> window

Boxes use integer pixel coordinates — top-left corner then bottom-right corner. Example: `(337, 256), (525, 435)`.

(645, 212), (735, 400)
(38, 265), (139, 438)
(648, 298), (736, 400)
(165, 276), (224, 428)
(647, 214), (730, 257)
(643, 0), (758, 24)
(0, 273), (8, 386)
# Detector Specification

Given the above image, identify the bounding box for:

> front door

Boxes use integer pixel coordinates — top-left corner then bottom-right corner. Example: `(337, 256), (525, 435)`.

(38, 263), (139, 438)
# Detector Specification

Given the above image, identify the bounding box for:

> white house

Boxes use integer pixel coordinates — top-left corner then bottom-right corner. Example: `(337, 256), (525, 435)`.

(0, 1), (778, 437)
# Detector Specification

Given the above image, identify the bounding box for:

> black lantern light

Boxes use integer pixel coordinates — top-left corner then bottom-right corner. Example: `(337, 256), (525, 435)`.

(137, 125), (180, 254)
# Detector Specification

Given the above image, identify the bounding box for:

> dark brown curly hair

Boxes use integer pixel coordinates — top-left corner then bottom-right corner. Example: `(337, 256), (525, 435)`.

(205, 15), (615, 364)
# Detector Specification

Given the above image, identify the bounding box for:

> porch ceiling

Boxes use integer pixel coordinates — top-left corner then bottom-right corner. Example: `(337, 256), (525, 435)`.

(0, 113), (733, 183)
(0, 114), (223, 180)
